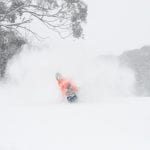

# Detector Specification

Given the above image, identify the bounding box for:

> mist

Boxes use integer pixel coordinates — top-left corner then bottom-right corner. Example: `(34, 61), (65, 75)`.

(0, 44), (136, 105)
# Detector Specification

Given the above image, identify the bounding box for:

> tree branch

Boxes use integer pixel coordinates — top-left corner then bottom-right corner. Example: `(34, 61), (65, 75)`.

(2, 19), (31, 27)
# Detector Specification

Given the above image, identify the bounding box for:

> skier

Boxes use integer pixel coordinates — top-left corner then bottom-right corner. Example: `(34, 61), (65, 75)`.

(55, 72), (78, 102)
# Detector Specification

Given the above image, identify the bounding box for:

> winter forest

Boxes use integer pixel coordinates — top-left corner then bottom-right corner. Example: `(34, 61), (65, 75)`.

(0, 0), (150, 150)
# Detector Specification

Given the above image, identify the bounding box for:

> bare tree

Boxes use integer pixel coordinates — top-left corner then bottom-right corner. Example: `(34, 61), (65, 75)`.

(0, 0), (87, 38)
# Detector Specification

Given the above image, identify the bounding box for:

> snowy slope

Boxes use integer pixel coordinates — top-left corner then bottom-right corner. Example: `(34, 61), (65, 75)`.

(0, 101), (149, 150)
(0, 44), (150, 150)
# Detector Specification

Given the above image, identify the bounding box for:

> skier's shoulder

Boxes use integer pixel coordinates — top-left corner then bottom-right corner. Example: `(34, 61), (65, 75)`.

(58, 78), (70, 85)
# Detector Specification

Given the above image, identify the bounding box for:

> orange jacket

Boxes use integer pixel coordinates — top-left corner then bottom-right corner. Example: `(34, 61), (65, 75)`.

(57, 79), (78, 96)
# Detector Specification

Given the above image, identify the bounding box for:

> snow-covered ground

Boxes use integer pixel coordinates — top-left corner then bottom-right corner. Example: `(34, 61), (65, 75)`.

(0, 44), (150, 150)
(1, 101), (150, 150)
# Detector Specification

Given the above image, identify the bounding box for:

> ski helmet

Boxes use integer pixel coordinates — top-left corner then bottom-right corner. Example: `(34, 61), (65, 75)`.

(55, 72), (62, 81)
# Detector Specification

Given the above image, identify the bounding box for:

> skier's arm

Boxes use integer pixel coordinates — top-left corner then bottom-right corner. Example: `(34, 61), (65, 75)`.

(71, 84), (78, 92)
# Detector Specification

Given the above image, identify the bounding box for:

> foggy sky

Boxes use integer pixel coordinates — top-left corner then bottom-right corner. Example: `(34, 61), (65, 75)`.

(29, 0), (150, 54)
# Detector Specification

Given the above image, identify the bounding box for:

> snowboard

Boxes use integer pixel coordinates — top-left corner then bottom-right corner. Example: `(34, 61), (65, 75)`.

(66, 88), (78, 103)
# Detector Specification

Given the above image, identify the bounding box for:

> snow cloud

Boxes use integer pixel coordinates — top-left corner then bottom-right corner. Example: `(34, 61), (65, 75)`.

(0, 44), (136, 105)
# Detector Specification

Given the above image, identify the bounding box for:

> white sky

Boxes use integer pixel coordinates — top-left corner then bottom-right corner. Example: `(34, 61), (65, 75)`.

(86, 0), (150, 54)
(30, 0), (150, 55)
